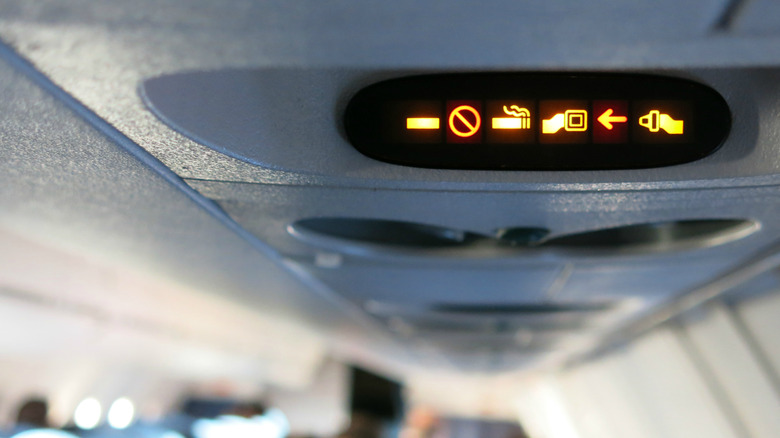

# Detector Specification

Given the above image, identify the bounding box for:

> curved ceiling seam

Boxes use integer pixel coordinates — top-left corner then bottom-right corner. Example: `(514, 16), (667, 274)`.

(0, 38), (294, 271)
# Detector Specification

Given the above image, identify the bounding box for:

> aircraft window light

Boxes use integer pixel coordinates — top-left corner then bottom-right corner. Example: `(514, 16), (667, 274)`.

(73, 398), (101, 430)
(192, 413), (288, 438)
(263, 409), (290, 437)
(10, 430), (79, 438)
(107, 398), (135, 430)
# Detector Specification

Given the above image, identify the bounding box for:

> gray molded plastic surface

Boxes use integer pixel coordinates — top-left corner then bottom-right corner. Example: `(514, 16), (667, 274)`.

(5, 0), (780, 373)
(189, 177), (779, 316)
(306, 264), (562, 307)
(139, 68), (774, 185)
(4, 0), (780, 188)
(0, 41), (415, 373)
(286, 218), (756, 257)
(738, 0), (780, 35)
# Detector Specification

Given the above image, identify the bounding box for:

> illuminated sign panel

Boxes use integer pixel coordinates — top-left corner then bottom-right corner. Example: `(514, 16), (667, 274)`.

(345, 74), (730, 170)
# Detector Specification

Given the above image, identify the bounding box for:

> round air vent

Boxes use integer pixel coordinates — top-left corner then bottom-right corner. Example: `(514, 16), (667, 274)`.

(288, 217), (758, 257)
(289, 218), (482, 248)
(545, 219), (759, 253)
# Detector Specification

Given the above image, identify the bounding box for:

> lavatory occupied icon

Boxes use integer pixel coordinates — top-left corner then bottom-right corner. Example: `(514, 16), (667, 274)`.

(542, 109), (588, 134)
(639, 110), (684, 134)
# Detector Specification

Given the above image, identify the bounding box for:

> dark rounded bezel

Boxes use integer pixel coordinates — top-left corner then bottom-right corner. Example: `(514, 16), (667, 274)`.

(344, 73), (731, 170)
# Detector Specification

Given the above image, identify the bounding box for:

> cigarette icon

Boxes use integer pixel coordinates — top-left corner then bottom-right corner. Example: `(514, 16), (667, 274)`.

(492, 105), (531, 130)
(492, 117), (529, 130)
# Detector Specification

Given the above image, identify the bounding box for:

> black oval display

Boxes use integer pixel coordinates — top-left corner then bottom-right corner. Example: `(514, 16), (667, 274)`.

(344, 73), (731, 170)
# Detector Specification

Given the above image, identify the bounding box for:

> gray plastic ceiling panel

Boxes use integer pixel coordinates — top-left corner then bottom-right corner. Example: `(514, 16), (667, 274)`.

(734, 0), (780, 36)
(0, 0), (743, 67)
(2, 0), (780, 187)
(303, 264), (561, 307)
(554, 260), (743, 303)
(2, 0), (780, 372)
(190, 180), (777, 262)
(137, 68), (774, 186)
(187, 177), (780, 338)
(0, 41), (418, 373)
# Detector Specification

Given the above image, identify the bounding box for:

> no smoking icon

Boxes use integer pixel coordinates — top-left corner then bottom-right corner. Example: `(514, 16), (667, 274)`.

(447, 102), (482, 143)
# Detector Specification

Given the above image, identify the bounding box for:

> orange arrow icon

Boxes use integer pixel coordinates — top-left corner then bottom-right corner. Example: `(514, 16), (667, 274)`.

(597, 108), (628, 130)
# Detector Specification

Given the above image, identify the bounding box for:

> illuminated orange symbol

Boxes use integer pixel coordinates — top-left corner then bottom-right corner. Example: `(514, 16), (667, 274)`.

(542, 110), (587, 134)
(406, 117), (440, 130)
(597, 108), (627, 130)
(448, 105), (481, 137)
(639, 110), (684, 134)
(492, 105), (531, 130)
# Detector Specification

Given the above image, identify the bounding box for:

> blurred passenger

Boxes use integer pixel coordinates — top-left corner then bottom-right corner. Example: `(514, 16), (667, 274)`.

(335, 412), (382, 438)
(14, 398), (49, 430)
(225, 402), (266, 419)
(399, 407), (444, 438)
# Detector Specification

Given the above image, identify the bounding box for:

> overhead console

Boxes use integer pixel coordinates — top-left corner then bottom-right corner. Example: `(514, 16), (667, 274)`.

(345, 73), (731, 170)
(137, 68), (771, 372)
